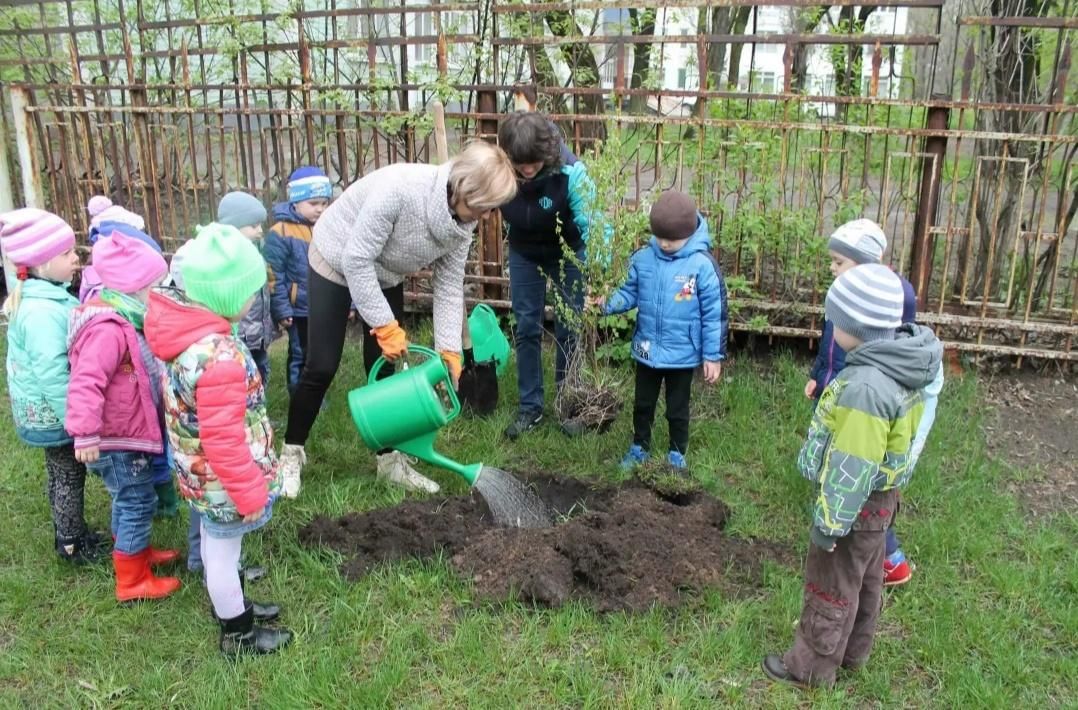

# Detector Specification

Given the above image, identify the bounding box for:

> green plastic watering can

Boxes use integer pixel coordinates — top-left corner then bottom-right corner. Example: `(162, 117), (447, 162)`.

(468, 304), (510, 376)
(347, 345), (483, 485)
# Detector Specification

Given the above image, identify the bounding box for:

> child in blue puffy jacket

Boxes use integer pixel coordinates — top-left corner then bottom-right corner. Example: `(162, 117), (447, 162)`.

(602, 190), (728, 471)
(262, 167), (333, 393)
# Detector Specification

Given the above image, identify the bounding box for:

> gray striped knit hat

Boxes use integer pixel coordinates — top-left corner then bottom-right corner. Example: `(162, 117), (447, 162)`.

(829, 218), (887, 265)
(825, 263), (904, 342)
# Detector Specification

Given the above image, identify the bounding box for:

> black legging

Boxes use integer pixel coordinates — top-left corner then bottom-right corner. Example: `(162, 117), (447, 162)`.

(284, 268), (404, 446)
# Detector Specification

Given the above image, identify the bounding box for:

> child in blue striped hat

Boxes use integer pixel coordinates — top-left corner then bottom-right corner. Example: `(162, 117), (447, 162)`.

(763, 263), (942, 690)
(262, 167), (334, 400)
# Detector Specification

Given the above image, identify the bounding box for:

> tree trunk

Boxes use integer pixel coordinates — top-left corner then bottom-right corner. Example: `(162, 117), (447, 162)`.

(789, 7), (831, 92)
(528, 33), (568, 116)
(543, 8), (607, 144)
(966, 0), (1045, 303)
(627, 8), (656, 114)
(724, 7), (753, 89)
(692, 6), (732, 118)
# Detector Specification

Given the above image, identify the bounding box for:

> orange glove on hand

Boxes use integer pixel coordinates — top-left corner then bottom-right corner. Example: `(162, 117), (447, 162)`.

(371, 320), (408, 360)
(440, 351), (463, 384)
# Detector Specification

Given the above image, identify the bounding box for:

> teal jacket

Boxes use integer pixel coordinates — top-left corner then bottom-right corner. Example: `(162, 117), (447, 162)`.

(5, 278), (79, 447)
(797, 324), (943, 547)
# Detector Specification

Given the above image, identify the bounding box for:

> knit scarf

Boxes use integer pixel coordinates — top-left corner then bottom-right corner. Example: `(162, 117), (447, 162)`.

(98, 288), (147, 330)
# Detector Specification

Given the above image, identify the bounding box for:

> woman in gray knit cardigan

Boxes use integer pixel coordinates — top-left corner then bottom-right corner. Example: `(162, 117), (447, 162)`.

(277, 141), (517, 498)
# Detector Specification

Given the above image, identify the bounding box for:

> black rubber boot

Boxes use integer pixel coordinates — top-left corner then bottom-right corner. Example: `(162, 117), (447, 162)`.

(242, 574), (280, 621)
(218, 605), (292, 656)
(211, 576), (280, 622)
(242, 565), (267, 583)
(211, 599), (280, 622)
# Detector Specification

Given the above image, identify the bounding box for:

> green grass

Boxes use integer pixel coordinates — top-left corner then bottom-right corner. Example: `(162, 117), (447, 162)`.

(1, 322), (1075, 707)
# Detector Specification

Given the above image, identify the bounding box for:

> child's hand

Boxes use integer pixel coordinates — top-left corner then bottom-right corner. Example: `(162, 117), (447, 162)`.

(703, 360), (722, 384)
(803, 379), (817, 399)
(242, 506), (266, 523)
(585, 294), (606, 310)
(75, 445), (100, 464)
(347, 309), (358, 323)
(278, 318), (293, 329)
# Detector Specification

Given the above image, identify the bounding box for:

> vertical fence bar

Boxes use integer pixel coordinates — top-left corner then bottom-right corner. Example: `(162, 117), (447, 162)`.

(909, 96), (949, 306)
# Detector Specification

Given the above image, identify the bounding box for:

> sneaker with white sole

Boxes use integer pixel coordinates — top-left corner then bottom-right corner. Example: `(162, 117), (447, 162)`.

(279, 444), (306, 499)
(377, 451), (440, 494)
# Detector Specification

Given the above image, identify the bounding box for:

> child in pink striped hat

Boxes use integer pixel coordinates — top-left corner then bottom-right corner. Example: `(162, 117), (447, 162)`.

(65, 231), (183, 603)
(1, 208), (109, 564)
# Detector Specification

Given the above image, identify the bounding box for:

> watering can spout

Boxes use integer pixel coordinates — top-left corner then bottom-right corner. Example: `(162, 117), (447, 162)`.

(395, 432), (483, 485)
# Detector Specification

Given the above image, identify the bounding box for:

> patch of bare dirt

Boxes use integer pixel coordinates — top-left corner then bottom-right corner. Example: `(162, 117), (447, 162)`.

(982, 371), (1078, 519)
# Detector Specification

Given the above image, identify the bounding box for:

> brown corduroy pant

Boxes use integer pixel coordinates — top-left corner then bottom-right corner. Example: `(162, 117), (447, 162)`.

(782, 488), (900, 687)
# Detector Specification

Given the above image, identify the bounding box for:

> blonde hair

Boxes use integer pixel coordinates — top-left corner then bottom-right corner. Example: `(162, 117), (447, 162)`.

(448, 141), (518, 211)
(2, 279), (23, 318)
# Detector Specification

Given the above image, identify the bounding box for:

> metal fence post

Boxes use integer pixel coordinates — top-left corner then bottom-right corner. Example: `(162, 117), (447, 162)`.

(910, 94), (950, 309)
(476, 89), (503, 300)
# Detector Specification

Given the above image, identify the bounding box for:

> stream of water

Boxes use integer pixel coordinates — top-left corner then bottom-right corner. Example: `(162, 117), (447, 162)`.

(473, 466), (552, 528)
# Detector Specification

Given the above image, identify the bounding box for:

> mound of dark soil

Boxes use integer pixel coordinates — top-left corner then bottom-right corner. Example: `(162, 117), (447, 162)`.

(299, 473), (791, 612)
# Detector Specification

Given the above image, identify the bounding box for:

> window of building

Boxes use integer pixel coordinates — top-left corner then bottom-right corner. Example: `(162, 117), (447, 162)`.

(413, 12), (432, 62)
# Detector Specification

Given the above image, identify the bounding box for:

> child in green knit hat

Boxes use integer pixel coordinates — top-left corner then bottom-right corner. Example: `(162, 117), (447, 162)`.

(146, 223), (291, 656)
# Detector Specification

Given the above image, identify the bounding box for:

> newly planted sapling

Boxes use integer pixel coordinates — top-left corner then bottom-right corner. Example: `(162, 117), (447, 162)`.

(550, 125), (651, 433)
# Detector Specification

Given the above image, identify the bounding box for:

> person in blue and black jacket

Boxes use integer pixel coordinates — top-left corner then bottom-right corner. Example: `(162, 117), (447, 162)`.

(497, 111), (602, 440)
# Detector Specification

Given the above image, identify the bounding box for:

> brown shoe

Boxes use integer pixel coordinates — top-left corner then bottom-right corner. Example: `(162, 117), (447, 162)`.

(761, 654), (812, 690)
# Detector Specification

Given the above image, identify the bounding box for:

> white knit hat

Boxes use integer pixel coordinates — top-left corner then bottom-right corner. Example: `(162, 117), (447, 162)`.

(828, 219), (887, 265)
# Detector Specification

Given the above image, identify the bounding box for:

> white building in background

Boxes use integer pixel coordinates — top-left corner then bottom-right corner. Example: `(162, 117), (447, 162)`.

(346, 1), (909, 115)
(597, 5), (909, 116)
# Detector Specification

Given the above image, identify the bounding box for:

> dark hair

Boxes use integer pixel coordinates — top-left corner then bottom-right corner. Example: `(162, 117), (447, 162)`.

(497, 112), (563, 169)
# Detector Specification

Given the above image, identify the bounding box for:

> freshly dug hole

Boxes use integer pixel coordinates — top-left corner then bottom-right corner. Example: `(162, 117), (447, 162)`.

(300, 473), (791, 612)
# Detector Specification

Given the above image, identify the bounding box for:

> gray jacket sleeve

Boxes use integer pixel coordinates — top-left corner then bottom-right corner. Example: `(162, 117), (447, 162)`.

(340, 192), (400, 329)
(430, 237), (470, 354)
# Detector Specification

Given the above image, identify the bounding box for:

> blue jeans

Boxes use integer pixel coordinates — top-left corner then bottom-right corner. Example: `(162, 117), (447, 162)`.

(508, 246), (585, 414)
(88, 451), (156, 554)
(286, 318), (308, 393)
(250, 347), (270, 387)
(187, 507), (203, 571)
(885, 527), (900, 556)
(151, 452), (171, 486)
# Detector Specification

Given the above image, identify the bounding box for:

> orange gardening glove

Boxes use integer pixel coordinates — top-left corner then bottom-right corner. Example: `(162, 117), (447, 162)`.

(371, 320), (408, 360)
(440, 351), (462, 385)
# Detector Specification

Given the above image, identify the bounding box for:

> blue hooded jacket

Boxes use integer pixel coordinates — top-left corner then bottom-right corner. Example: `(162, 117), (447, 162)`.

(262, 202), (315, 320)
(809, 273), (917, 398)
(604, 214), (728, 368)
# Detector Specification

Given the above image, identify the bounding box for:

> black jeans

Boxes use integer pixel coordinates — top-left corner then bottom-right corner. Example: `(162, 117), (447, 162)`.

(633, 362), (694, 455)
(284, 268), (404, 446)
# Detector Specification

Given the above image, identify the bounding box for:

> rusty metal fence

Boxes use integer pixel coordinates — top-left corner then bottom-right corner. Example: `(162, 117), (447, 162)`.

(0, 1), (1075, 360)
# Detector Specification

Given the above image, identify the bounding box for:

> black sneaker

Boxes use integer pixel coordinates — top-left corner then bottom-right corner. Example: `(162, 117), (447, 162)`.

(505, 410), (543, 440)
(559, 418), (588, 437)
(55, 534), (106, 565)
